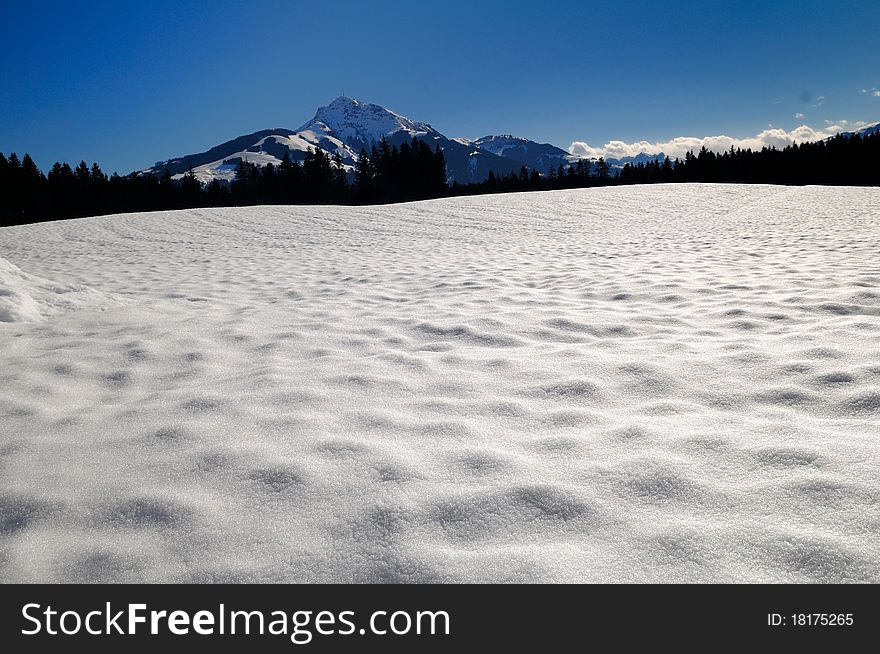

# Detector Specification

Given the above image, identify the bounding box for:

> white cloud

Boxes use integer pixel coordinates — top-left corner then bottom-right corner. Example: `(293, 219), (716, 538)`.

(795, 112), (805, 119)
(568, 123), (853, 160)
(873, 90), (880, 97)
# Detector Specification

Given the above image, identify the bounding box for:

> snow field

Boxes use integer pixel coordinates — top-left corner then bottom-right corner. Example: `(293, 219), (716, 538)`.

(0, 184), (878, 582)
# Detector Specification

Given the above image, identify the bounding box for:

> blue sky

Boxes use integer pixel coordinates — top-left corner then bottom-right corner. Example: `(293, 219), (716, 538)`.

(2, 0), (879, 173)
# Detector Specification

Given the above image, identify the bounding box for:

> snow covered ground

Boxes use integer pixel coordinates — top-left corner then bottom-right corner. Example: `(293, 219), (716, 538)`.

(1, 184), (878, 583)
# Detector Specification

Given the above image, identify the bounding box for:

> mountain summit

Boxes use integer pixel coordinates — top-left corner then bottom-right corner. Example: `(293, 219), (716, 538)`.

(295, 96), (524, 183)
(300, 97), (436, 153)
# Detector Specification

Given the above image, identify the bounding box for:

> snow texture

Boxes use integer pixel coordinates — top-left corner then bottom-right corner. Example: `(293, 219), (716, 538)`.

(1, 184), (879, 583)
(0, 257), (121, 323)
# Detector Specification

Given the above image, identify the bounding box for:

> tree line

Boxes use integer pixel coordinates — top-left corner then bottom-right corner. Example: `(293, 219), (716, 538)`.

(0, 137), (448, 226)
(1, 130), (878, 226)
(451, 131), (880, 195)
(449, 156), (612, 196)
(617, 131), (880, 186)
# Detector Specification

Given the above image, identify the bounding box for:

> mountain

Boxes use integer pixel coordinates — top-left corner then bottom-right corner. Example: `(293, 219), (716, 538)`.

(145, 97), (523, 184)
(473, 134), (669, 173)
(840, 121), (880, 139)
(302, 97), (525, 184)
(607, 152), (669, 169)
(147, 128), (296, 177)
(145, 125), (359, 184)
(860, 122), (880, 137)
(472, 134), (578, 175)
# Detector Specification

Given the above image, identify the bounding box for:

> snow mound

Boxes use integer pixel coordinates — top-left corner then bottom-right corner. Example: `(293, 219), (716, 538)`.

(0, 257), (120, 323)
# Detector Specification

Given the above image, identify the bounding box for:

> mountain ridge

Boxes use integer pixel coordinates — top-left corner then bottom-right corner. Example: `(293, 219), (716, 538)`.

(144, 97), (559, 184)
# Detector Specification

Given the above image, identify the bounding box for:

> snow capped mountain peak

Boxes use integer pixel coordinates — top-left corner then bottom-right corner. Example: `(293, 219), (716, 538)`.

(300, 97), (436, 153)
(477, 134), (528, 144)
(327, 95), (357, 107)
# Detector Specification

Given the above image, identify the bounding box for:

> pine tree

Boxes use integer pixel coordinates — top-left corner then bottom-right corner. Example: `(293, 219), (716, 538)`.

(179, 167), (203, 207)
(90, 162), (106, 182)
(74, 160), (90, 182)
(486, 170), (498, 192)
(331, 151), (347, 200)
(530, 169), (542, 188)
(354, 148), (376, 202)
(432, 143), (447, 196)
(661, 156), (673, 181)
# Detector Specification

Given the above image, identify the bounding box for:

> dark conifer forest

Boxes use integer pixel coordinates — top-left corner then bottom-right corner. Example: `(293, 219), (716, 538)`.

(1, 130), (878, 227)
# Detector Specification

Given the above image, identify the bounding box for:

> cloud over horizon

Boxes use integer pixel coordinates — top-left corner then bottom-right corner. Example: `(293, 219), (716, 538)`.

(568, 121), (873, 160)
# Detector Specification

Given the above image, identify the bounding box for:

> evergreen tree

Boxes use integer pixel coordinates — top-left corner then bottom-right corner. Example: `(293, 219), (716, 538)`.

(89, 162), (106, 182)
(74, 160), (90, 182)
(432, 144), (447, 195)
(354, 148), (376, 202)
(179, 167), (203, 207)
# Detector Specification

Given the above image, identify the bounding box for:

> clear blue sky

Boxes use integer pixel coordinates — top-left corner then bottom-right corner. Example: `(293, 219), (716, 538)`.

(2, 0), (878, 173)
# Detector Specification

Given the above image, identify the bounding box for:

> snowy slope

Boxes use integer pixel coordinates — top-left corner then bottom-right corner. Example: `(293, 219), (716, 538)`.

(148, 128), (358, 184)
(840, 121), (880, 139)
(1, 185), (879, 583)
(860, 122), (880, 137)
(147, 128), (295, 177)
(175, 131), (358, 184)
